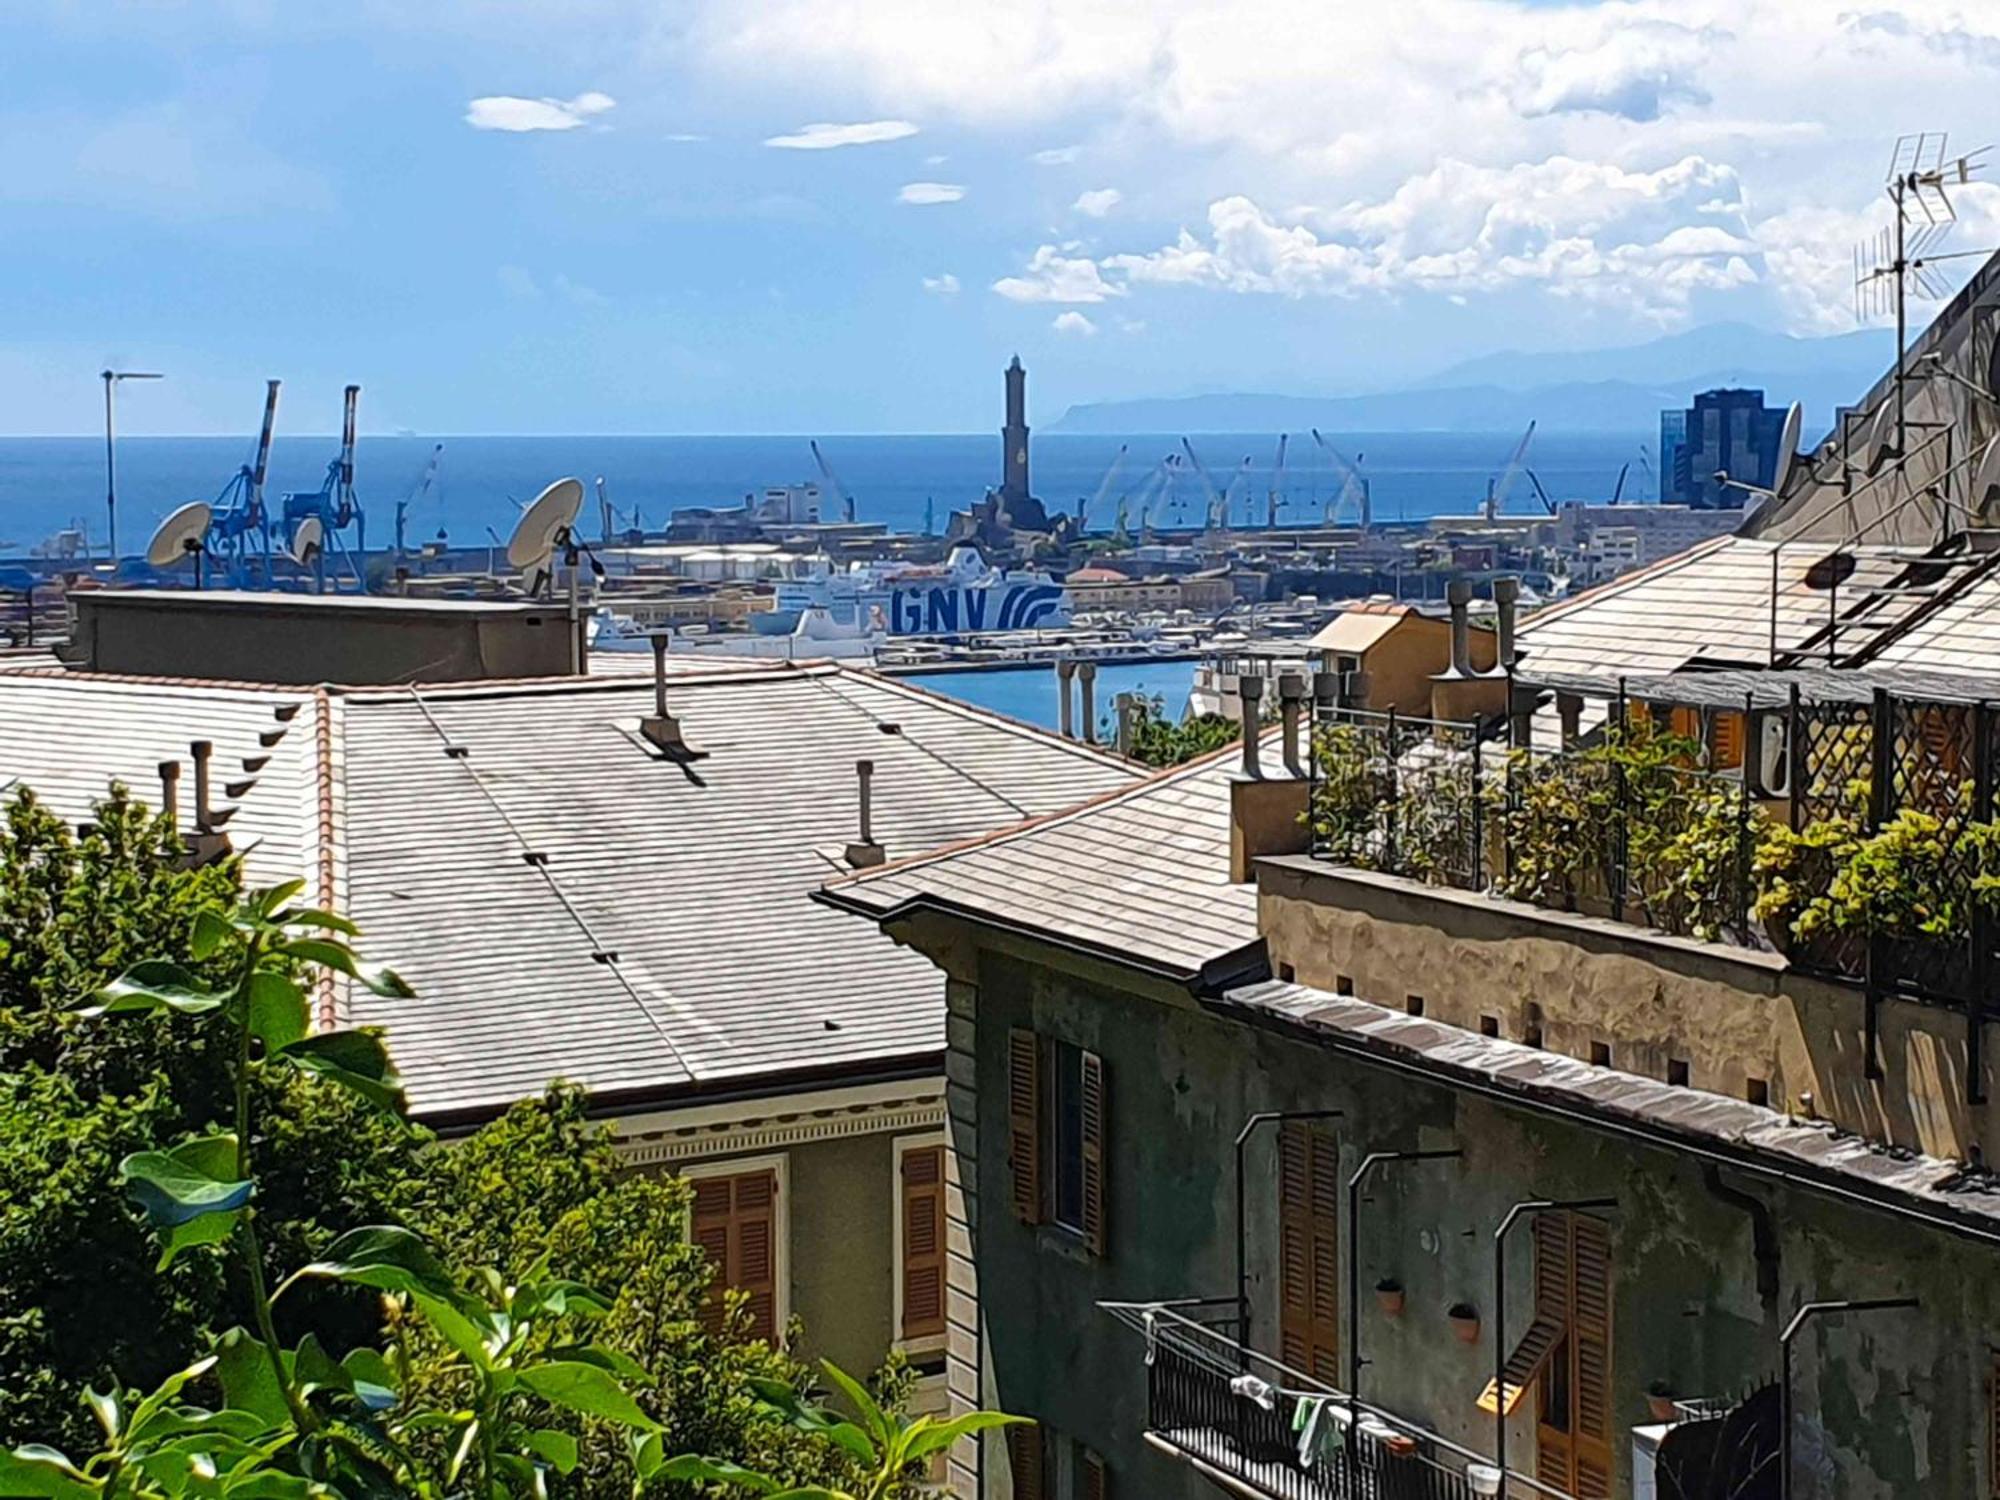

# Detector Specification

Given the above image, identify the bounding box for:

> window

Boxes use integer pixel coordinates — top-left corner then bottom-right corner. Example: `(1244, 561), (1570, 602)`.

(1480, 1014), (1501, 1038)
(1335, 975), (1355, 996)
(1590, 1041), (1612, 1068)
(1668, 1059), (1690, 1088)
(1006, 1423), (1046, 1500)
(1008, 1027), (1107, 1255)
(1746, 1077), (1770, 1107)
(1278, 1122), (1341, 1383)
(687, 1162), (783, 1344)
(1406, 995), (1425, 1016)
(1080, 1448), (1108, 1500)
(1533, 1212), (1614, 1499)
(897, 1140), (946, 1343)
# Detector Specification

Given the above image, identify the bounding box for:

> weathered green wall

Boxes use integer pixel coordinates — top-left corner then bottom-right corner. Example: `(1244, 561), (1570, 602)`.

(969, 944), (2000, 1499)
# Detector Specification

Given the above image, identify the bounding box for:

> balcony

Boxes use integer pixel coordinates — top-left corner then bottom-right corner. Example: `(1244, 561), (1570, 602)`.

(1103, 1302), (1520, 1500)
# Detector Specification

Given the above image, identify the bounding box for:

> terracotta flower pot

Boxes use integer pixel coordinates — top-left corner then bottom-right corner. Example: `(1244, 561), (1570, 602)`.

(1647, 1393), (1678, 1423)
(1383, 1433), (1418, 1460)
(1447, 1305), (1480, 1344)
(1376, 1284), (1405, 1317)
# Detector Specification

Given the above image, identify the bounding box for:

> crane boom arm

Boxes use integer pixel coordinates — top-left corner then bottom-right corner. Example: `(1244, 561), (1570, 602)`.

(250, 380), (281, 510)
(809, 440), (847, 512)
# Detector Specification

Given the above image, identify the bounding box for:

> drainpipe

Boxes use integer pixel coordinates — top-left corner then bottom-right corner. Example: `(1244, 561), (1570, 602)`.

(1702, 1165), (1780, 1318)
(1347, 1149), (1461, 1433)
(1238, 674), (1264, 777)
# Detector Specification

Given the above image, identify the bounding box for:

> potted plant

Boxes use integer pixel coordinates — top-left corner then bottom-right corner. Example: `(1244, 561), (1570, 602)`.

(1447, 1301), (1480, 1344)
(1375, 1277), (1405, 1316)
(1647, 1380), (1679, 1423)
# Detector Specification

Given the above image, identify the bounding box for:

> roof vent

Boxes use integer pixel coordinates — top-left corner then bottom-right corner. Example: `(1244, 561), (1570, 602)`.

(178, 742), (231, 867)
(844, 758), (887, 869)
(640, 635), (706, 758)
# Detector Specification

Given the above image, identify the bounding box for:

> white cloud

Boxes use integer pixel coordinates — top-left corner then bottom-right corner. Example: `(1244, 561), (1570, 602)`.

(465, 91), (615, 132)
(993, 244), (1125, 303)
(924, 153), (949, 165)
(1033, 145), (1081, 165)
(1508, 22), (1711, 121)
(922, 272), (962, 295)
(1052, 310), (1098, 335)
(1073, 187), (1121, 217)
(898, 181), (966, 205)
(763, 119), (918, 149)
(663, 132), (708, 143)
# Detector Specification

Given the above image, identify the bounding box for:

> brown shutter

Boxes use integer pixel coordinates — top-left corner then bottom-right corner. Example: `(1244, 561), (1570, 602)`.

(1713, 710), (1745, 771)
(1080, 1449), (1107, 1500)
(691, 1168), (780, 1344)
(1277, 1123), (1339, 1380)
(1080, 1050), (1107, 1257)
(900, 1144), (946, 1340)
(1008, 1029), (1042, 1226)
(1571, 1215), (1614, 1499)
(1006, 1423), (1044, 1500)
(1990, 1353), (2000, 1499)
(1534, 1213), (1574, 1490)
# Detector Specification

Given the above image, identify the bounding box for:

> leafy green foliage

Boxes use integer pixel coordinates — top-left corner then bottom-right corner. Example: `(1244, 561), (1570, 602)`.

(1114, 695), (1238, 768)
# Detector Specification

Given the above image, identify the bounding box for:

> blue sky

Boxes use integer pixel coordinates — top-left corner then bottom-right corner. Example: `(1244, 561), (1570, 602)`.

(5, 0), (1999, 435)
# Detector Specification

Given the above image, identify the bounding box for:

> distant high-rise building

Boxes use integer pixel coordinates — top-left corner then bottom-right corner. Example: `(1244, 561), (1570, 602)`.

(1000, 356), (1031, 514)
(1659, 388), (1786, 509)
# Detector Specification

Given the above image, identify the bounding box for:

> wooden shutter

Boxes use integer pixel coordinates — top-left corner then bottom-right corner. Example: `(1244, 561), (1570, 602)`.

(1080, 1449), (1107, 1500)
(900, 1144), (946, 1340)
(1006, 1423), (1044, 1500)
(1571, 1215), (1614, 1499)
(1534, 1213), (1573, 1490)
(1008, 1029), (1042, 1226)
(1989, 1352), (2000, 1498)
(1080, 1050), (1107, 1257)
(1277, 1123), (1339, 1381)
(692, 1167), (780, 1344)
(1712, 710), (1745, 771)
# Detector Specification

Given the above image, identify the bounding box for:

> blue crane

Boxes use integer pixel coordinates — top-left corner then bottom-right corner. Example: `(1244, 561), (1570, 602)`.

(207, 380), (281, 585)
(281, 384), (366, 590)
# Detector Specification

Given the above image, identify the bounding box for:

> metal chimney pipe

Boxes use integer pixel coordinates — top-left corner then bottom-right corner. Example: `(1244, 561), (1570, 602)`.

(1492, 576), (1520, 670)
(856, 758), (875, 845)
(1056, 659), (1077, 739)
(1278, 674), (1306, 776)
(158, 760), (180, 824)
(1446, 578), (1473, 678)
(1238, 674), (1264, 777)
(650, 633), (670, 719)
(190, 741), (214, 832)
(1077, 661), (1099, 745)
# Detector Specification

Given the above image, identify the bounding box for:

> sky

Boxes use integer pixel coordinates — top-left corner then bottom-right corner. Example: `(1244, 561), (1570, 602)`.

(5, 0), (2000, 435)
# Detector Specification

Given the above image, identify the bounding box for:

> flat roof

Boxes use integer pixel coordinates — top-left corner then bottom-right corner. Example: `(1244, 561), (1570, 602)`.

(82, 589), (566, 617)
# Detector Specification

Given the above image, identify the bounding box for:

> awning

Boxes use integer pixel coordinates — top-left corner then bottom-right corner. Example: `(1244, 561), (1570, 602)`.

(1476, 1314), (1563, 1415)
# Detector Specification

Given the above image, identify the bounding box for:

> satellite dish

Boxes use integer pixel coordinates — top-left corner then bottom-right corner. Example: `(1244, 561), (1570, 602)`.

(1971, 435), (2000, 515)
(1771, 402), (1804, 496)
(147, 502), (212, 568)
(1863, 400), (1899, 476)
(290, 516), (324, 565)
(507, 478), (585, 571)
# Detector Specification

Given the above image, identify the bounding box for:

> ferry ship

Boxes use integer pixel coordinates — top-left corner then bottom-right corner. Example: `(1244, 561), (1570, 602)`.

(754, 546), (1071, 638)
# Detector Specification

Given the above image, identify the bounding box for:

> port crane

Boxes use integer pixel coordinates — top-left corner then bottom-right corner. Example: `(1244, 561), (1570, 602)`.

(1267, 433), (1288, 528)
(206, 379), (282, 585)
(1082, 444), (1128, 530)
(1310, 429), (1371, 528)
(1484, 420), (1537, 521)
(810, 440), (856, 522)
(280, 384), (367, 591)
(1179, 439), (1226, 531)
(393, 443), (445, 566)
(1222, 455), (1255, 528)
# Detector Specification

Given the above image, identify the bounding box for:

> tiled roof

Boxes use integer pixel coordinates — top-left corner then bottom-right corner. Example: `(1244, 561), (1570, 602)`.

(1868, 568), (2000, 680)
(0, 662), (1134, 1120)
(823, 740), (1269, 980)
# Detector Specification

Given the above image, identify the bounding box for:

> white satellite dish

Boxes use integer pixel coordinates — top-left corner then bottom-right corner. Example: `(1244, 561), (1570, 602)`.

(507, 478), (585, 571)
(1770, 402), (1804, 496)
(147, 501), (212, 569)
(290, 516), (324, 566)
(1863, 399), (1900, 476)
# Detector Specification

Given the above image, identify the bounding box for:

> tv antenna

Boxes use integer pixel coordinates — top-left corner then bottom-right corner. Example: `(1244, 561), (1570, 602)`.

(1854, 132), (1992, 465)
(146, 501), (213, 587)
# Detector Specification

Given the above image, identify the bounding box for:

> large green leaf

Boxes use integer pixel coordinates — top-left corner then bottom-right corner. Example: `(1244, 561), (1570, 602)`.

(817, 1362), (891, 1450)
(272, 907), (360, 937)
(284, 1226), (459, 1305)
(651, 1456), (779, 1493)
(125, 1355), (222, 1442)
(0, 1446), (98, 1500)
(82, 960), (222, 1019)
(278, 938), (414, 999)
(121, 1134), (251, 1228)
(899, 1410), (1026, 1464)
(154, 1205), (244, 1271)
(252, 881), (309, 920)
(517, 1361), (658, 1431)
(215, 1329), (293, 1428)
(245, 971), (308, 1052)
(190, 908), (235, 960)
(520, 1429), (578, 1475)
(339, 1349), (399, 1413)
(276, 1032), (404, 1114)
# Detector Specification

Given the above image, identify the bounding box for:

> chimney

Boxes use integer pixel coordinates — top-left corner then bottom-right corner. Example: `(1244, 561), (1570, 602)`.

(1278, 674), (1306, 776)
(844, 759), (886, 869)
(1558, 692), (1584, 749)
(157, 760), (180, 824)
(1238, 674), (1264, 777)
(640, 635), (699, 755)
(1491, 576), (1520, 670)
(1114, 692), (1138, 757)
(1056, 659), (1076, 738)
(191, 740), (216, 832)
(1444, 578), (1473, 679)
(1077, 660), (1098, 745)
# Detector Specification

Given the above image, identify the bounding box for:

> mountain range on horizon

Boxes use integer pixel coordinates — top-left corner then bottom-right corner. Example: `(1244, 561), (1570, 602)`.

(1048, 322), (1896, 438)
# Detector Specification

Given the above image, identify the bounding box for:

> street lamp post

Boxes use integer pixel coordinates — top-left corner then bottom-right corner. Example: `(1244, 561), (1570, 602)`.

(1346, 1148), (1461, 1431)
(1779, 1297), (1919, 1500)
(1233, 1108), (1344, 1361)
(1492, 1196), (1618, 1489)
(102, 369), (162, 560)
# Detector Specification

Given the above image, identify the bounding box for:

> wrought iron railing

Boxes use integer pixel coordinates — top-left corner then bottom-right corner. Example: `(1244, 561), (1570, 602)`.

(1104, 1302), (1553, 1500)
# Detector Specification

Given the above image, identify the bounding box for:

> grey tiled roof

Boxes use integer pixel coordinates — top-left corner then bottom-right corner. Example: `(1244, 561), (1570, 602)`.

(0, 663), (1133, 1120)
(824, 741), (1269, 980)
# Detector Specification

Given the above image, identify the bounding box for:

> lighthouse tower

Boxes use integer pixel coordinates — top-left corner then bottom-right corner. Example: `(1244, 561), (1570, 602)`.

(1000, 356), (1031, 515)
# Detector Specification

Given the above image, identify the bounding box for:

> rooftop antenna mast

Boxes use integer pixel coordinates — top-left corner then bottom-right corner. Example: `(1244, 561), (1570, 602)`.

(1855, 132), (1991, 467)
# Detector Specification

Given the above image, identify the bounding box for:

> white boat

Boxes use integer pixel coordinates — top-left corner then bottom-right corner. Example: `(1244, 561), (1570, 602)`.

(756, 546), (1071, 638)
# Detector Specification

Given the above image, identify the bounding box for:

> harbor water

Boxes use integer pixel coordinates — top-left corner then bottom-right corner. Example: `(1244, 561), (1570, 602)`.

(902, 658), (1200, 734)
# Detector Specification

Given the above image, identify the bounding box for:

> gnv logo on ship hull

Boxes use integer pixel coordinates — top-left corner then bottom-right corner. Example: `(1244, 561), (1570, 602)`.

(889, 584), (1067, 634)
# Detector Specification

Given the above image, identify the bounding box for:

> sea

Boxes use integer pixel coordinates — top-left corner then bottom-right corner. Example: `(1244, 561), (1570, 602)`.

(901, 658), (1201, 733)
(0, 430), (1653, 558)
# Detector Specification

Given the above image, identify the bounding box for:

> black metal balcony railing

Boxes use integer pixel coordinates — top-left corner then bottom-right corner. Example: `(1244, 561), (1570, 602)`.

(1104, 1302), (1553, 1500)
